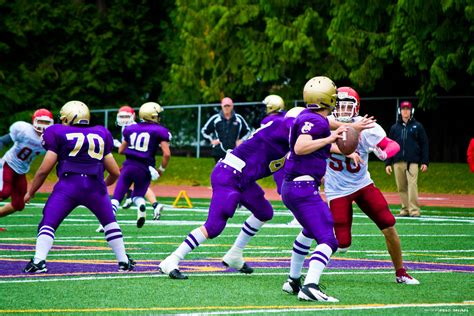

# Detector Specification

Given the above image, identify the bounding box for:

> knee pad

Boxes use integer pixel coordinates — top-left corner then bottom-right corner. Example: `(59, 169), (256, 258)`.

(203, 220), (226, 239)
(255, 209), (273, 222)
(377, 213), (396, 230)
(11, 199), (25, 211)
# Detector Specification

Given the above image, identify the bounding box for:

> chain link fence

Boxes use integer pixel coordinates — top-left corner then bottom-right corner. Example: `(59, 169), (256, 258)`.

(90, 96), (474, 162)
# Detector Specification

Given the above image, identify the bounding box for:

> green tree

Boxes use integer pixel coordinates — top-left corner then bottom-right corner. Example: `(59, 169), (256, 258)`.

(0, 0), (172, 129)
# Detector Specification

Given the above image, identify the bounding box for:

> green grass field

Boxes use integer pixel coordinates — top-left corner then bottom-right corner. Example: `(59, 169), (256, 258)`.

(0, 194), (473, 315)
(26, 155), (474, 194)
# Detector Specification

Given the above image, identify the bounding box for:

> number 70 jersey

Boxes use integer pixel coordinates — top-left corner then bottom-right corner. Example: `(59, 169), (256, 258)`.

(324, 120), (386, 202)
(42, 124), (114, 178)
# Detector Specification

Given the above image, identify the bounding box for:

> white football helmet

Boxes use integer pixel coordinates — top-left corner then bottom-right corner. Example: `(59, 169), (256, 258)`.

(334, 86), (360, 123)
(303, 76), (337, 111)
(59, 101), (90, 125)
(263, 95), (285, 114)
(32, 108), (54, 133)
(116, 105), (136, 126)
(139, 102), (163, 123)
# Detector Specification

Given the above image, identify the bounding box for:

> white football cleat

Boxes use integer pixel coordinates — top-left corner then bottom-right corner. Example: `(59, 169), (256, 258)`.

(122, 198), (133, 209)
(158, 254), (180, 274)
(153, 203), (164, 220)
(96, 224), (104, 233)
(298, 283), (339, 302)
(137, 204), (146, 228)
(396, 269), (420, 285)
(158, 254), (188, 279)
(222, 247), (253, 274)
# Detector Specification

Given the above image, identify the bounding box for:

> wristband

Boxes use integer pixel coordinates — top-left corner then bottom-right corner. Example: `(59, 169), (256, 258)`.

(158, 165), (166, 172)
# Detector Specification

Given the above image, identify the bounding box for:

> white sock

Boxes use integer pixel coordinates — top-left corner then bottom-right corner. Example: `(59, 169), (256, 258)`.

(289, 231), (313, 279)
(234, 215), (264, 249)
(134, 197), (146, 212)
(34, 225), (55, 263)
(173, 227), (207, 260)
(111, 199), (119, 214)
(104, 222), (128, 263)
(305, 243), (333, 285)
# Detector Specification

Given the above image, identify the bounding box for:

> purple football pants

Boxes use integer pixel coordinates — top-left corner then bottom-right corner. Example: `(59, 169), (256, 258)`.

(113, 163), (150, 202)
(203, 162), (273, 239)
(281, 180), (338, 251)
(38, 174), (116, 230)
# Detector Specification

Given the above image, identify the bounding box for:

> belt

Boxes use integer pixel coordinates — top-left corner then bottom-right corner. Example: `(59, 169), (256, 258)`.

(221, 152), (246, 172)
(293, 175), (315, 181)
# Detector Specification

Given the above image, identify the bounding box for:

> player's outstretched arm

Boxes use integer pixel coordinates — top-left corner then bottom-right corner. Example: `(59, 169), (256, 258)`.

(24, 150), (58, 203)
(104, 153), (120, 186)
(157, 141), (171, 176)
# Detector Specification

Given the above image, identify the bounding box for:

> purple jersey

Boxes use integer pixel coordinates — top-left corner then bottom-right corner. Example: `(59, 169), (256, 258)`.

(284, 108), (330, 185)
(122, 122), (171, 168)
(260, 111), (286, 126)
(232, 116), (291, 186)
(42, 124), (113, 179)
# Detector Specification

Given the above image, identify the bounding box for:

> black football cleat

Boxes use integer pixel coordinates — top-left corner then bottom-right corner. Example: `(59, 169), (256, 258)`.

(23, 259), (48, 273)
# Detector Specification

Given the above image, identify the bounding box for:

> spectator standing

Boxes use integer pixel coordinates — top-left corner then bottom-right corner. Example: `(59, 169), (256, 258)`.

(385, 101), (429, 217)
(201, 97), (251, 163)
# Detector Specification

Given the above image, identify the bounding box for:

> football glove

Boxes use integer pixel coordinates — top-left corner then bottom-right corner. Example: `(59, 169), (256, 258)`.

(149, 166), (160, 180)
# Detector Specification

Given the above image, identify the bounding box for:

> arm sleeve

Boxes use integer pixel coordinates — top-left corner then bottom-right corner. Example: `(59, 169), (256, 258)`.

(42, 128), (59, 153)
(418, 122), (429, 165)
(377, 137), (400, 159)
(201, 115), (217, 142)
(0, 134), (12, 151)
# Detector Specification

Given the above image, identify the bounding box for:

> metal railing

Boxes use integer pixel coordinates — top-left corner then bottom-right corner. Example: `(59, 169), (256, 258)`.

(91, 96), (474, 160)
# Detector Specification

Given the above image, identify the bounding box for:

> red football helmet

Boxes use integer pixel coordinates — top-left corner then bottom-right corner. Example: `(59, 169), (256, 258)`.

(32, 108), (54, 133)
(334, 87), (360, 122)
(116, 105), (135, 126)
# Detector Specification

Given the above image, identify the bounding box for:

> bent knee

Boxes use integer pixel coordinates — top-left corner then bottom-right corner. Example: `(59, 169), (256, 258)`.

(11, 201), (25, 211)
(203, 221), (225, 239)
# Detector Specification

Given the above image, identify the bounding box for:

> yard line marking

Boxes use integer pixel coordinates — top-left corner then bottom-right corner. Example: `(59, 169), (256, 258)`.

(0, 300), (471, 314)
(0, 269), (449, 284)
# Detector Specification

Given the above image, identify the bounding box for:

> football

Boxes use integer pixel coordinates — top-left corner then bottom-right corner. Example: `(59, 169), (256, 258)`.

(336, 126), (359, 155)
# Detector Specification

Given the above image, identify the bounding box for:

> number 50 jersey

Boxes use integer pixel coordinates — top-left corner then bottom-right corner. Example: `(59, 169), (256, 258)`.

(324, 118), (386, 202)
(122, 122), (171, 168)
(42, 124), (114, 179)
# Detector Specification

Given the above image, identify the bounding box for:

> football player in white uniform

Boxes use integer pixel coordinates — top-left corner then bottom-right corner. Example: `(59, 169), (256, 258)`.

(324, 87), (419, 285)
(0, 109), (54, 220)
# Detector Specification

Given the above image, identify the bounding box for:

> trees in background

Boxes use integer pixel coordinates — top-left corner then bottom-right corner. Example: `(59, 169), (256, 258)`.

(0, 0), (472, 128)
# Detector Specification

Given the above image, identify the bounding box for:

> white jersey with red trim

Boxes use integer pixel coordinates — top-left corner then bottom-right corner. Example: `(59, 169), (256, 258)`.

(324, 116), (386, 201)
(2, 122), (45, 174)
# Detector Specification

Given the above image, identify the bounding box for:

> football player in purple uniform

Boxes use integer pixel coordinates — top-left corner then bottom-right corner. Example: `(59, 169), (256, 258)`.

(23, 101), (135, 273)
(158, 107), (305, 279)
(111, 102), (171, 228)
(325, 87), (419, 285)
(281, 76), (345, 302)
